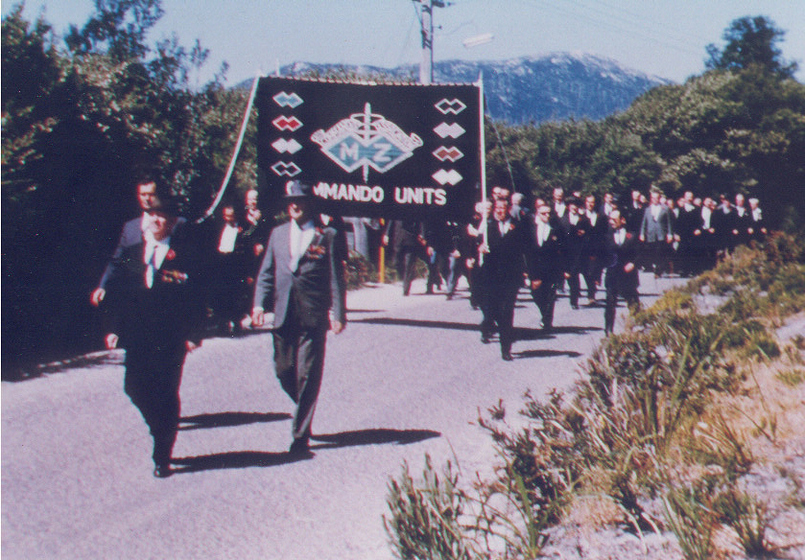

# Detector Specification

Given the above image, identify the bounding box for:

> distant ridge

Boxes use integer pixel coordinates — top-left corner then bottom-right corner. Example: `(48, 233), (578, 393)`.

(240, 52), (670, 125)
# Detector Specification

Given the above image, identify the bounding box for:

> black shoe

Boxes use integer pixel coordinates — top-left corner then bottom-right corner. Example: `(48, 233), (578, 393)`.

(501, 351), (513, 361)
(571, 304), (579, 310)
(481, 334), (491, 344)
(289, 437), (312, 456)
(153, 464), (172, 478)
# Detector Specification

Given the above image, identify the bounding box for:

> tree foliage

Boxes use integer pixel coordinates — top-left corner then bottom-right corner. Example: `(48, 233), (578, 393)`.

(705, 16), (798, 79)
(2, 1), (252, 371)
(485, 18), (804, 229)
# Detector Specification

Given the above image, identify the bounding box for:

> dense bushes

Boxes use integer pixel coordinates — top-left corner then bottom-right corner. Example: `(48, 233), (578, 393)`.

(385, 236), (805, 558)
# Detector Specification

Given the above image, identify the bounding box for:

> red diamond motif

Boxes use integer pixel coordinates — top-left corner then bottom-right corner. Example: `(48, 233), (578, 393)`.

(273, 115), (302, 132)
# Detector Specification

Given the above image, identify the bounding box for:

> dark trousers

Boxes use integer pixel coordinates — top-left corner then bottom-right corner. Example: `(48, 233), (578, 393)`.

(582, 256), (602, 301)
(395, 247), (420, 296)
(644, 241), (669, 276)
(481, 284), (519, 353)
(531, 279), (558, 328)
(124, 343), (185, 466)
(604, 274), (640, 334)
(273, 322), (327, 442)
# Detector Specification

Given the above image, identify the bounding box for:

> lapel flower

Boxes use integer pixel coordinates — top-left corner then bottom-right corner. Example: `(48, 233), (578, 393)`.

(165, 248), (176, 261)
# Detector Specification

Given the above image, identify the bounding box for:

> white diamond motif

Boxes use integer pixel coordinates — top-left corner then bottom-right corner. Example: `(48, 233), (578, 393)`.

(272, 138), (303, 154)
(432, 169), (463, 185)
(434, 122), (466, 139)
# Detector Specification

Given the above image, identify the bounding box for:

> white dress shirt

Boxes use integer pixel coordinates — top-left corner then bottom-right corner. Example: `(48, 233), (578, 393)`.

(290, 219), (316, 271)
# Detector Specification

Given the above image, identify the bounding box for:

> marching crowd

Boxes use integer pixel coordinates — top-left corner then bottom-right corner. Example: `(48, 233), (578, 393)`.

(91, 177), (769, 476)
(383, 185), (768, 361)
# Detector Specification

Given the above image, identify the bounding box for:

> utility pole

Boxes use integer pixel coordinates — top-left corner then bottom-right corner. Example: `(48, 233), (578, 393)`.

(415, 0), (446, 85)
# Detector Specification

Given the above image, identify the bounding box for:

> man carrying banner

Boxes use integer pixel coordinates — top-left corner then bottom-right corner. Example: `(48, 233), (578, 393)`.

(251, 180), (347, 456)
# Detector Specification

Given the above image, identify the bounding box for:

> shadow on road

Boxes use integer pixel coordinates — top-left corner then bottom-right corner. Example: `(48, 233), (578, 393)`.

(514, 349), (583, 359)
(311, 428), (441, 450)
(171, 450), (312, 473)
(179, 411), (292, 431)
(352, 317), (480, 332)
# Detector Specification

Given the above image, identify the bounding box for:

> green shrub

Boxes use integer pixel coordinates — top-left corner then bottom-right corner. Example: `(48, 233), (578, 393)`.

(384, 455), (476, 560)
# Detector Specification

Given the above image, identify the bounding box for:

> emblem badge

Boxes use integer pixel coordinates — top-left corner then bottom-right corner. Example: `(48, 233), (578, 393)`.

(311, 103), (423, 182)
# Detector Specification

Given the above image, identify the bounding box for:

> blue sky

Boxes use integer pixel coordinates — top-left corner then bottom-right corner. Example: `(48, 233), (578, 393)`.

(6, 0), (804, 85)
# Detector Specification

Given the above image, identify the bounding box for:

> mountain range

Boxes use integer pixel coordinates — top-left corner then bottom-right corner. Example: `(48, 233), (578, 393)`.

(250, 52), (671, 125)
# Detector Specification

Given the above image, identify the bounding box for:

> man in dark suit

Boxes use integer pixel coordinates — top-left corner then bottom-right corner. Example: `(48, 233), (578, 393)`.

(103, 197), (203, 478)
(582, 194), (607, 305)
(251, 181), (347, 455)
(526, 202), (564, 333)
(559, 198), (588, 310)
(383, 219), (427, 296)
(210, 204), (248, 335)
(91, 178), (184, 307)
(479, 196), (527, 361)
(604, 209), (640, 335)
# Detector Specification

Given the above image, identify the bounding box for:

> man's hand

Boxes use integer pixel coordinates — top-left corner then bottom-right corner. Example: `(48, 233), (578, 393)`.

(624, 262), (635, 273)
(185, 340), (200, 352)
(531, 279), (543, 290)
(91, 287), (106, 307)
(251, 307), (265, 328)
(104, 333), (119, 350)
(332, 321), (346, 335)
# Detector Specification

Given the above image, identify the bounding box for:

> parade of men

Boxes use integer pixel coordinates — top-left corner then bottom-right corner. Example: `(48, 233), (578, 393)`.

(6, 5), (800, 555)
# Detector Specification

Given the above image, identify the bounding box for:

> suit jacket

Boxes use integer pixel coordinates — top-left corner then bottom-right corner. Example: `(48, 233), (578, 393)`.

(105, 222), (203, 350)
(525, 219), (564, 284)
(604, 228), (639, 292)
(560, 213), (589, 270)
(99, 214), (187, 290)
(640, 205), (672, 242)
(253, 219), (347, 331)
(482, 217), (527, 289)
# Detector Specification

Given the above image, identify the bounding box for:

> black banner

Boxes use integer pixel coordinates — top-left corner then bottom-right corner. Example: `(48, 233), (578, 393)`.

(257, 77), (482, 221)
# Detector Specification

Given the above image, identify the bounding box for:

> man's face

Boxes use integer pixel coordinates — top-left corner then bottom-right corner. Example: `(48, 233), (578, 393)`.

(493, 200), (510, 221)
(609, 211), (623, 230)
(245, 190), (258, 208)
(585, 196), (596, 211)
(735, 194), (745, 207)
(650, 192), (660, 205)
(137, 182), (159, 212)
(223, 207), (236, 224)
(288, 199), (309, 223)
(604, 193), (613, 204)
(150, 212), (174, 241)
(552, 188), (564, 203)
(536, 204), (551, 224)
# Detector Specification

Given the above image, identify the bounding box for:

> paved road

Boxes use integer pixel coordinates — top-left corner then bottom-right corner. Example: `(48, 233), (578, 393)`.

(2, 273), (682, 559)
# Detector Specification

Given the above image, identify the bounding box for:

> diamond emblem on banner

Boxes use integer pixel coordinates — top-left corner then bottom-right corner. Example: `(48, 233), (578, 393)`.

(273, 91), (303, 108)
(433, 169), (463, 185)
(271, 161), (302, 177)
(272, 138), (303, 154)
(435, 98), (467, 115)
(273, 115), (303, 132)
(311, 102), (423, 182)
(434, 122), (466, 139)
(433, 146), (464, 162)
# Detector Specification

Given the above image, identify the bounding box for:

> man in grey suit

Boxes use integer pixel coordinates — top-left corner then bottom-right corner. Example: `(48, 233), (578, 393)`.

(639, 189), (674, 278)
(251, 180), (347, 455)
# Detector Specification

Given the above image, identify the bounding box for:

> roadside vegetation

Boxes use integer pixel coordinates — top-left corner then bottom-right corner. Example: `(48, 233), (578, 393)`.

(384, 234), (805, 559)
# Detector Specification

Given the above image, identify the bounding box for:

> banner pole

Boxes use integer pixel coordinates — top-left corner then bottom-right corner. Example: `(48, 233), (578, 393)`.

(477, 73), (487, 264)
(196, 72), (264, 223)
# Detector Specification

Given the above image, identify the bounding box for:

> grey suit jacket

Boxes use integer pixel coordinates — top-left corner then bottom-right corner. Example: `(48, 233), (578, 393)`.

(639, 205), (672, 242)
(253, 220), (347, 330)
